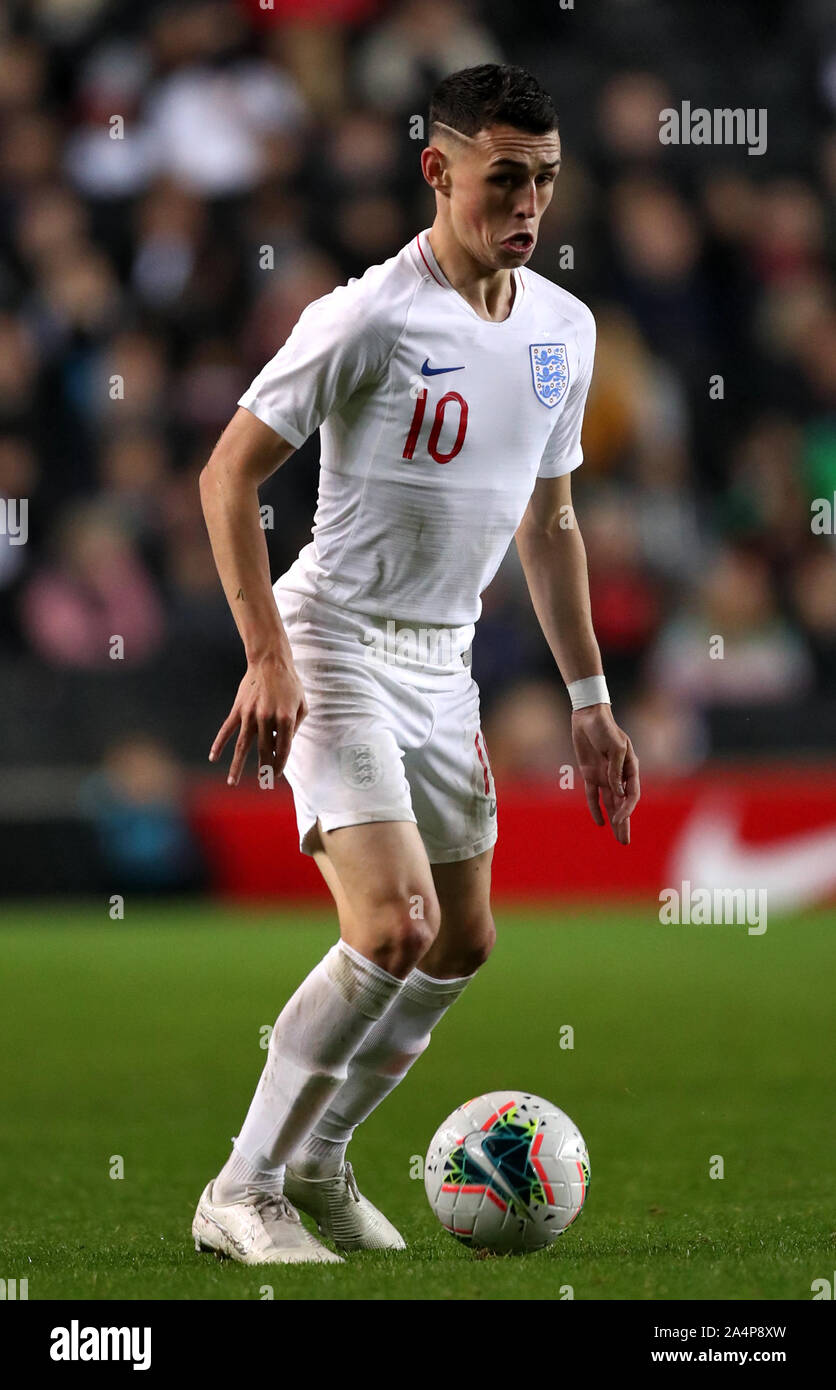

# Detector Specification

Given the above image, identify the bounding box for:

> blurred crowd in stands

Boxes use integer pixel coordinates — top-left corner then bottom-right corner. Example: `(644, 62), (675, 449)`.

(0, 0), (834, 783)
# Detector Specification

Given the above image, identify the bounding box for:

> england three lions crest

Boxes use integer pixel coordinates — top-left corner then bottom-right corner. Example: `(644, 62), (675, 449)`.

(529, 343), (570, 407)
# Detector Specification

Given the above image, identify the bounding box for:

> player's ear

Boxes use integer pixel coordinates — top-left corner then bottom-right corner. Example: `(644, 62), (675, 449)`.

(421, 145), (452, 196)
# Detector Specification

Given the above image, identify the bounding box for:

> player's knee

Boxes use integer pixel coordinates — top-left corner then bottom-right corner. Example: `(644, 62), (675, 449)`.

(365, 892), (440, 975)
(460, 925), (496, 974)
(392, 908), (440, 972)
(434, 911), (496, 976)
(472, 913), (497, 968)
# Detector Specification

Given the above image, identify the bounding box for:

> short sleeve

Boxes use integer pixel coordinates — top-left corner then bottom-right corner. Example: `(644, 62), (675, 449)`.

(536, 309), (597, 479)
(238, 284), (390, 449)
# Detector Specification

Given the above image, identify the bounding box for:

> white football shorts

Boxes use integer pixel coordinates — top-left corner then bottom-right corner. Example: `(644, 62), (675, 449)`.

(274, 587), (498, 864)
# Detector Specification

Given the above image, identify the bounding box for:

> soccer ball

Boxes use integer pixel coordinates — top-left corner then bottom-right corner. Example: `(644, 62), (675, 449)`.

(424, 1090), (589, 1253)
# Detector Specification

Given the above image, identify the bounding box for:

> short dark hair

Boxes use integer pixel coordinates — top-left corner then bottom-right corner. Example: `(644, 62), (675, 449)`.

(429, 64), (558, 140)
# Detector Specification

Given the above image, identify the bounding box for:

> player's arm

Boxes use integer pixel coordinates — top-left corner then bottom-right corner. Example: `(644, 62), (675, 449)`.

(515, 471), (640, 844)
(199, 406), (306, 787)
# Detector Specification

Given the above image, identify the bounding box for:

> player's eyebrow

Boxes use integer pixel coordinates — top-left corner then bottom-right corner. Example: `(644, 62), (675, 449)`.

(488, 156), (561, 170)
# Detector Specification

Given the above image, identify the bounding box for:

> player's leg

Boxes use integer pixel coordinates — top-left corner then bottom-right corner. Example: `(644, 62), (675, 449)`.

(286, 837), (496, 1248)
(422, 844), (497, 976)
(216, 815), (436, 1252)
(196, 605), (441, 1261)
(211, 816), (437, 1191)
(312, 821), (495, 973)
(193, 906), (408, 1263)
(307, 816), (442, 976)
(199, 816), (439, 1257)
(312, 663), (498, 1131)
(289, 672), (498, 1211)
(298, 839), (494, 1174)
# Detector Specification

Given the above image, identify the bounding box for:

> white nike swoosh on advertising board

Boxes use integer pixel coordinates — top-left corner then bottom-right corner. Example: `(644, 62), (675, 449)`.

(668, 803), (836, 911)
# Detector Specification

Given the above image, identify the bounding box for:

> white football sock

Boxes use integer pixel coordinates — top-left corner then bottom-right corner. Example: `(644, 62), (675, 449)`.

(290, 966), (475, 1179)
(213, 939), (403, 1204)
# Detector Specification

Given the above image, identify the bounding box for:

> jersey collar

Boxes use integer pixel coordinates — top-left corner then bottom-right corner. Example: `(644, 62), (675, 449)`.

(414, 229), (525, 323)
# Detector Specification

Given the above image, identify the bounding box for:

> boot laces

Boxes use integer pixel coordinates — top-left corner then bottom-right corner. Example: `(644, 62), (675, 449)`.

(246, 1189), (301, 1225)
(344, 1161), (361, 1203)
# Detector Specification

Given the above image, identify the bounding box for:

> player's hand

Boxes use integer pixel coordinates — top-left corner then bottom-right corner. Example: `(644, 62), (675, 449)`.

(209, 655), (308, 787)
(571, 704), (640, 846)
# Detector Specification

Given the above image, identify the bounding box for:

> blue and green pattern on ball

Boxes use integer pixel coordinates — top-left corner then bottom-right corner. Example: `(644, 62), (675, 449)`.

(442, 1102), (548, 1214)
(481, 1103), (550, 1211)
(441, 1136), (504, 1217)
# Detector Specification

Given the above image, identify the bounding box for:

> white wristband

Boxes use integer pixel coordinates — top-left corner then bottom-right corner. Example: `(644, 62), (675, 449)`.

(567, 675), (611, 711)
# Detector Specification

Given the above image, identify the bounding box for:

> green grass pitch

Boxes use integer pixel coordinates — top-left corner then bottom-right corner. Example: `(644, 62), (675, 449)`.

(1, 900), (833, 1301)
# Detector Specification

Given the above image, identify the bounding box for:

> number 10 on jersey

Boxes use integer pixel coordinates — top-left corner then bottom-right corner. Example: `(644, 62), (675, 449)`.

(402, 389), (469, 464)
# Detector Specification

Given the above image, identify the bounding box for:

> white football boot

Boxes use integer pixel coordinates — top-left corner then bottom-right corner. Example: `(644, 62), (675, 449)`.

(192, 1181), (344, 1264)
(283, 1160), (406, 1252)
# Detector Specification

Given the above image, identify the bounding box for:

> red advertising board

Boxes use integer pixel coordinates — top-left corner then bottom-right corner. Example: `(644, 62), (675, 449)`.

(189, 767), (836, 909)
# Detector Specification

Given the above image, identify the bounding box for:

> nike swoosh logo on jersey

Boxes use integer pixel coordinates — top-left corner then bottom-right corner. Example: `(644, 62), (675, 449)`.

(421, 358), (465, 375)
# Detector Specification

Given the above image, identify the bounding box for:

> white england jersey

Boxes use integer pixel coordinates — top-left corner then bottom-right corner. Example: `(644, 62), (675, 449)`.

(238, 228), (596, 632)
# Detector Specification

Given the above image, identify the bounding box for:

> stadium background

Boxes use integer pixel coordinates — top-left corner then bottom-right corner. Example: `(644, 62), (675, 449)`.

(1, 0), (835, 1307)
(1, 0), (835, 900)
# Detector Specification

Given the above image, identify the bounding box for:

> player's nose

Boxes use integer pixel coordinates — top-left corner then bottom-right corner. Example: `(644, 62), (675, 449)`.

(515, 181), (538, 217)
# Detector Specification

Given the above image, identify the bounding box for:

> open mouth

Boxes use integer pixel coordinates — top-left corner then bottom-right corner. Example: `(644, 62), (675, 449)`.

(500, 232), (534, 253)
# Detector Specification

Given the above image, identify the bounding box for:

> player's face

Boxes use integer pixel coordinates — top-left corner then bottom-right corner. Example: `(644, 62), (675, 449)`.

(448, 124), (561, 268)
